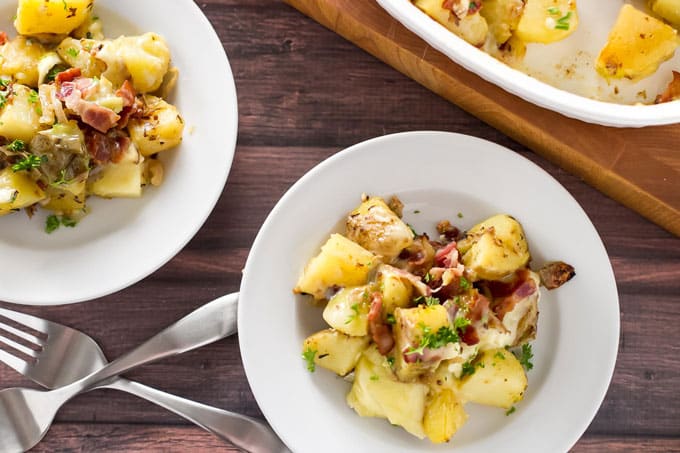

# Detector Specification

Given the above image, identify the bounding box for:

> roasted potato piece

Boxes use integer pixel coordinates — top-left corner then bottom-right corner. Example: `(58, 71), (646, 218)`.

(480, 0), (525, 45)
(459, 348), (527, 409)
(423, 388), (468, 444)
(376, 265), (414, 317)
(347, 346), (429, 439)
(457, 214), (530, 281)
(0, 36), (47, 87)
(596, 4), (680, 80)
(414, 0), (489, 46)
(322, 285), (372, 336)
(97, 33), (171, 93)
(649, 0), (680, 27)
(87, 142), (144, 198)
(0, 167), (45, 215)
(0, 84), (43, 142)
(56, 37), (106, 78)
(515, 0), (579, 44)
(303, 329), (369, 376)
(393, 305), (455, 381)
(43, 179), (86, 214)
(14, 0), (93, 36)
(346, 196), (414, 261)
(294, 234), (378, 300)
(128, 95), (184, 157)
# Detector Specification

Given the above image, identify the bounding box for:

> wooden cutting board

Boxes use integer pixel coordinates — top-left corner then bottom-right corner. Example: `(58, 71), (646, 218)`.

(283, 0), (680, 237)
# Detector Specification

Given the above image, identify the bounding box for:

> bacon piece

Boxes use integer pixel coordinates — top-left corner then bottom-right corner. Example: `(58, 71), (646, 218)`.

(85, 128), (131, 164)
(436, 220), (460, 242)
(493, 277), (538, 320)
(57, 76), (121, 133)
(655, 71), (680, 104)
(116, 80), (136, 108)
(79, 103), (120, 133)
(468, 291), (491, 322)
(403, 343), (459, 364)
(116, 81), (142, 129)
(367, 292), (394, 355)
(538, 261), (575, 290)
(0, 32), (8, 46)
(55, 68), (82, 86)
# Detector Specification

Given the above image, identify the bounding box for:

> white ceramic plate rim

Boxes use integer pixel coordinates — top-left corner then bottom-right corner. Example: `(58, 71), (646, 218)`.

(377, 0), (680, 128)
(0, 0), (238, 305)
(239, 131), (620, 453)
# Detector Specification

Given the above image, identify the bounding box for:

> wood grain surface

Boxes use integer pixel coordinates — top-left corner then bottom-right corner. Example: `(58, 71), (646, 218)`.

(0, 0), (679, 451)
(283, 0), (680, 237)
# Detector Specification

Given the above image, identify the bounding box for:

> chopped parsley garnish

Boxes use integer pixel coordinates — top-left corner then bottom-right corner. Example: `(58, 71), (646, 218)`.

(407, 223), (418, 238)
(414, 295), (440, 306)
(406, 324), (459, 356)
(494, 351), (506, 360)
(45, 215), (77, 234)
(555, 12), (572, 30)
(66, 47), (79, 58)
(505, 406), (516, 416)
(50, 169), (70, 187)
(46, 65), (67, 83)
(423, 272), (432, 283)
(370, 375), (379, 381)
(547, 6), (560, 15)
(0, 78), (9, 89)
(11, 154), (45, 172)
(0, 92), (7, 109)
(454, 316), (471, 332)
(514, 343), (534, 371)
(62, 0), (68, 10)
(413, 209), (421, 214)
(345, 303), (360, 324)
(460, 360), (476, 377)
(457, 212), (464, 219)
(386, 313), (396, 325)
(7, 139), (26, 152)
(459, 276), (471, 290)
(302, 348), (317, 372)
(386, 356), (395, 366)
(28, 89), (42, 115)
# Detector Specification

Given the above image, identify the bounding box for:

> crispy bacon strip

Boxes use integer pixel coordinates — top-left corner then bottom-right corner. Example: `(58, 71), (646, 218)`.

(0, 32), (8, 46)
(655, 71), (680, 104)
(367, 292), (394, 355)
(85, 128), (131, 164)
(55, 68), (82, 86)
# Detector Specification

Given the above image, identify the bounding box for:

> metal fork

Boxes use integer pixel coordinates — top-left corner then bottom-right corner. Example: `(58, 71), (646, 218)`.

(0, 293), (289, 453)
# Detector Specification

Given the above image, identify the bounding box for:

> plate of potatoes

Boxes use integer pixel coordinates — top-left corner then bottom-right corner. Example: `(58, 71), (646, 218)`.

(0, 0), (237, 305)
(238, 131), (620, 453)
(378, 0), (680, 127)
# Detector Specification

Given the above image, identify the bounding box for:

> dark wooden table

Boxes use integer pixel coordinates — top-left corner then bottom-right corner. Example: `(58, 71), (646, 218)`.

(1, 0), (679, 451)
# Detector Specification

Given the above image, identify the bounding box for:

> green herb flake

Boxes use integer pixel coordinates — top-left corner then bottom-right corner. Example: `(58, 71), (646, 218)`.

(457, 212), (464, 219)
(407, 223), (418, 238)
(302, 348), (317, 372)
(387, 356), (395, 366)
(454, 316), (471, 332)
(406, 324), (459, 356)
(506, 406), (516, 416)
(494, 351), (506, 360)
(61, 216), (77, 228)
(555, 11), (572, 30)
(62, 0), (68, 10)
(514, 343), (534, 371)
(345, 303), (360, 325)
(461, 360), (476, 377)
(423, 272), (432, 283)
(0, 92), (7, 109)
(45, 215), (61, 234)
(547, 6), (560, 15)
(11, 154), (45, 172)
(370, 375), (379, 381)
(413, 209), (421, 214)
(66, 47), (80, 58)
(7, 139), (26, 152)
(459, 276), (471, 290)
(386, 314), (396, 325)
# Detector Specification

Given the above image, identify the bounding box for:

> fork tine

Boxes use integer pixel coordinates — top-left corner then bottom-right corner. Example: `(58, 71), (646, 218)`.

(0, 307), (51, 336)
(0, 332), (39, 358)
(0, 320), (45, 346)
(0, 347), (30, 375)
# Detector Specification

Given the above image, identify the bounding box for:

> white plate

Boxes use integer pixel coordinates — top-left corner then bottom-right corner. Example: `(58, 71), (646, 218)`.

(377, 0), (680, 127)
(0, 0), (237, 305)
(239, 131), (619, 453)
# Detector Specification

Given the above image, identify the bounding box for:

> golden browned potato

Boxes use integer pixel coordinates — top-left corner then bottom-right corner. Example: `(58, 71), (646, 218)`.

(346, 346), (429, 438)
(649, 0), (680, 27)
(423, 388), (468, 444)
(14, 0), (93, 36)
(515, 0), (579, 43)
(0, 36), (47, 87)
(128, 95), (184, 157)
(302, 329), (369, 376)
(457, 214), (530, 281)
(414, 0), (489, 47)
(346, 196), (414, 261)
(42, 180), (86, 215)
(322, 285), (372, 336)
(294, 234), (378, 300)
(480, 0), (525, 45)
(0, 167), (45, 215)
(596, 4), (680, 80)
(0, 84), (43, 142)
(459, 348), (527, 409)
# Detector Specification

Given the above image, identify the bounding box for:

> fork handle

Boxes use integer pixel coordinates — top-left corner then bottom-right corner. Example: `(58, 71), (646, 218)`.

(102, 378), (289, 453)
(71, 292), (239, 394)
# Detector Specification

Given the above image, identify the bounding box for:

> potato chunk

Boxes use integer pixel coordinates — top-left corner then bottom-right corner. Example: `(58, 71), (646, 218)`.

(56, 38), (106, 79)
(459, 348), (527, 409)
(423, 389), (468, 444)
(346, 196), (414, 261)
(414, 0), (489, 46)
(347, 346), (429, 438)
(294, 234), (378, 300)
(303, 329), (369, 376)
(650, 0), (680, 27)
(480, 0), (525, 45)
(0, 167), (45, 215)
(596, 4), (680, 81)
(0, 84), (43, 142)
(128, 96), (184, 157)
(0, 36), (47, 87)
(457, 214), (530, 281)
(323, 285), (372, 336)
(515, 0), (579, 44)
(15, 0), (93, 36)
(43, 180), (86, 215)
